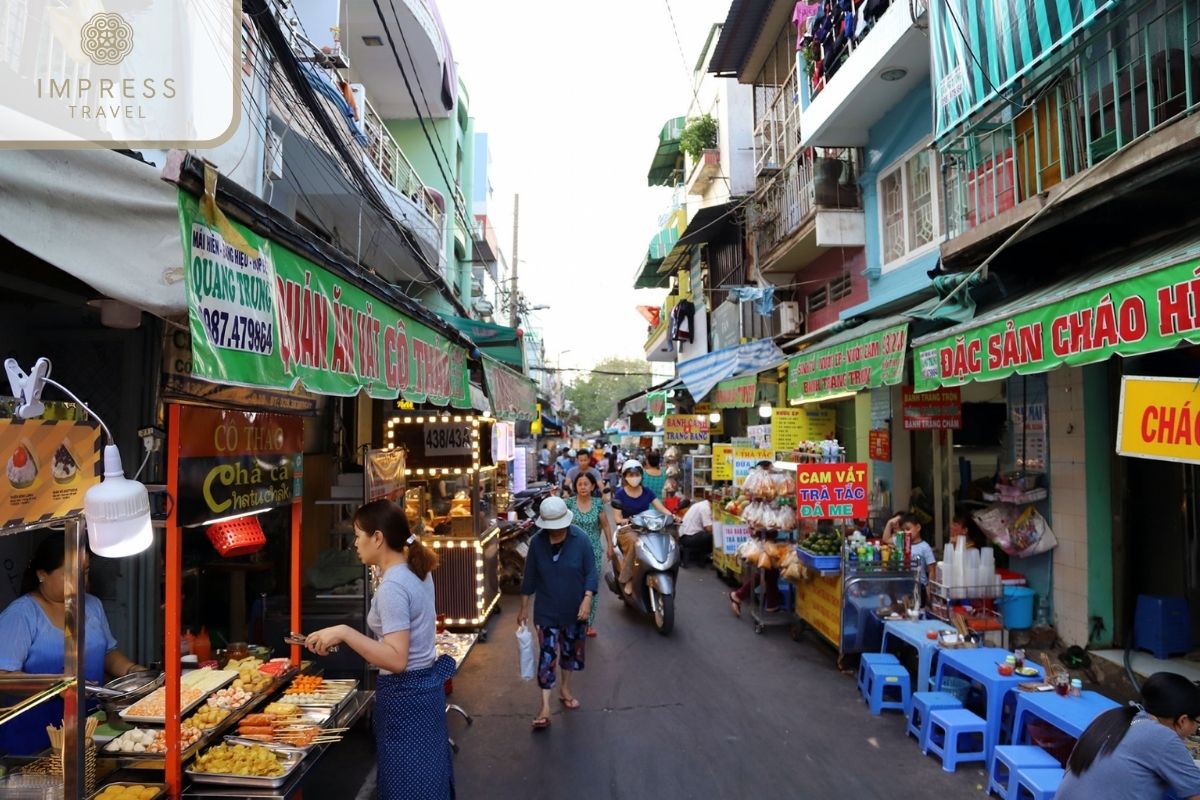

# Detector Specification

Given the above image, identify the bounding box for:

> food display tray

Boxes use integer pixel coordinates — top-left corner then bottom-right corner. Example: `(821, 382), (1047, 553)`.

(185, 749), (305, 789)
(289, 679), (358, 710)
(119, 672), (238, 724)
(88, 783), (168, 800)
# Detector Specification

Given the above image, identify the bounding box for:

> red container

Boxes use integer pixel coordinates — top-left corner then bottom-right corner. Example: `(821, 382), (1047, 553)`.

(206, 515), (267, 557)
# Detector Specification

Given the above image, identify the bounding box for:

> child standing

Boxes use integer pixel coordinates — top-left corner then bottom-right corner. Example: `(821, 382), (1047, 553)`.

(884, 512), (937, 602)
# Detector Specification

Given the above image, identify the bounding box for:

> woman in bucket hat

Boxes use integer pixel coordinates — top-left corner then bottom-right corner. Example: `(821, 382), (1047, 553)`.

(517, 496), (598, 731)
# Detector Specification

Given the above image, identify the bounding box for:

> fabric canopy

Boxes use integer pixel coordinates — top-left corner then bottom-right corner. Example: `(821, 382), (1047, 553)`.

(677, 339), (786, 404)
(437, 313), (524, 370)
(647, 117), (686, 187)
(912, 233), (1200, 393)
(481, 357), (538, 421)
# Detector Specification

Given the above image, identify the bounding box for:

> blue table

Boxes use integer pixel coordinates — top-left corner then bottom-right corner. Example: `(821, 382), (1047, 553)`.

(1012, 689), (1119, 744)
(881, 619), (950, 693)
(934, 647), (1044, 765)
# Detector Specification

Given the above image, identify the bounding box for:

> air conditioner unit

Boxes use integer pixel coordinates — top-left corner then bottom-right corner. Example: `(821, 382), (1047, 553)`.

(774, 301), (803, 337)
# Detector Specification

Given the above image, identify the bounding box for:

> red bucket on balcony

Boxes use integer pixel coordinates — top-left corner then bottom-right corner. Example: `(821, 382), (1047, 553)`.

(206, 515), (267, 558)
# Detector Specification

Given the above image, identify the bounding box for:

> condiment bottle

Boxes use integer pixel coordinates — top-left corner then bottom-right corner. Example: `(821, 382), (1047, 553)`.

(194, 627), (212, 662)
(182, 629), (195, 657)
(1014, 648), (1025, 670)
(1070, 678), (1083, 697)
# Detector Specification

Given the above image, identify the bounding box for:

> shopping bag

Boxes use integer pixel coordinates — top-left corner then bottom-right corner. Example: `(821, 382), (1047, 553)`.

(515, 623), (536, 681)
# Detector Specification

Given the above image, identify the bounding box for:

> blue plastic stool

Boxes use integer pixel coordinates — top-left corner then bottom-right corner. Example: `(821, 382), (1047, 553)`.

(926, 707), (987, 771)
(857, 653), (899, 700)
(989, 745), (1062, 798)
(865, 663), (911, 716)
(1134, 595), (1192, 660)
(1012, 766), (1065, 800)
(907, 691), (962, 748)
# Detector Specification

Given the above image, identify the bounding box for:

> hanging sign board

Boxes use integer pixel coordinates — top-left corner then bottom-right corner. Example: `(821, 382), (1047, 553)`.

(771, 407), (837, 451)
(787, 324), (908, 403)
(663, 414), (709, 444)
(176, 406), (303, 527)
(712, 444), (734, 481)
(1, 413), (102, 530)
(180, 192), (471, 407)
(869, 429), (891, 461)
(366, 448), (406, 502)
(482, 358), (537, 421)
(647, 392), (668, 419)
(795, 462), (868, 519)
(713, 376), (757, 409)
(1010, 403), (1047, 472)
(902, 387), (963, 430)
(1116, 376), (1200, 465)
(732, 447), (773, 487)
(491, 421), (516, 462)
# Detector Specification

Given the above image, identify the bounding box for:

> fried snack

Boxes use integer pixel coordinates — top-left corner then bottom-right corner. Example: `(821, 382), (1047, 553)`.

(262, 702), (299, 717)
(191, 743), (285, 777)
(283, 675), (324, 695)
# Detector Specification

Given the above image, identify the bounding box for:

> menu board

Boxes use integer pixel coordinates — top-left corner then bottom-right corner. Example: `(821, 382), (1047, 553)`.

(732, 447), (773, 488)
(712, 444), (734, 481)
(1, 416), (102, 530)
(771, 407), (836, 451)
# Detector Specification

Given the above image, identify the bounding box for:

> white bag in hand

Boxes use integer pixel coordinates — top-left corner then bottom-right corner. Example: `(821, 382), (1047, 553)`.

(515, 623), (536, 681)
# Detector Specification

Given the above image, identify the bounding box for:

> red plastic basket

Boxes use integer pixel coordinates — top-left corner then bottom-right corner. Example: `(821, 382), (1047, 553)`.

(206, 515), (266, 557)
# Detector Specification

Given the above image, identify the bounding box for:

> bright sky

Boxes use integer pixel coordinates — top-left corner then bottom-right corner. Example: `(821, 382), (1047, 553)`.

(438, 0), (733, 379)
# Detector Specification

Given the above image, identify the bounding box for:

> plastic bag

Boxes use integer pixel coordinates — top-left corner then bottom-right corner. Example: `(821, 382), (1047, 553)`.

(973, 503), (1057, 558)
(516, 623), (536, 681)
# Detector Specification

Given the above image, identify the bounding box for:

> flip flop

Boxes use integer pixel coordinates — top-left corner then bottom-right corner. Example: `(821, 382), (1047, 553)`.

(532, 717), (551, 731)
(558, 696), (581, 710)
(586, 628), (597, 638)
(729, 592), (742, 618)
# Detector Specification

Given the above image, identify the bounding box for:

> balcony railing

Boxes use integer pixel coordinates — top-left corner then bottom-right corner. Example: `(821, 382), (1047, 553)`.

(361, 95), (444, 233)
(754, 63), (802, 174)
(940, 0), (1200, 239)
(754, 146), (863, 259)
(806, 0), (929, 100)
(644, 294), (679, 352)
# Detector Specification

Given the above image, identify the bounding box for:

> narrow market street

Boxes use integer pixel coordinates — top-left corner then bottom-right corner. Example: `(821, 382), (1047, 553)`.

(389, 569), (980, 799)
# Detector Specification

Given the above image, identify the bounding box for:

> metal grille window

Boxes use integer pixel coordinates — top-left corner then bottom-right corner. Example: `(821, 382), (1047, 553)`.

(829, 272), (853, 301)
(807, 286), (828, 312)
(879, 142), (942, 271)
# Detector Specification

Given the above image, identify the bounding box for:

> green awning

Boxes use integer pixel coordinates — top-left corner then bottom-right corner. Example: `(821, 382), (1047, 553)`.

(787, 319), (910, 404)
(647, 117), (686, 187)
(633, 207), (688, 289)
(436, 314), (524, 370)
(911, 234), (1200, 393)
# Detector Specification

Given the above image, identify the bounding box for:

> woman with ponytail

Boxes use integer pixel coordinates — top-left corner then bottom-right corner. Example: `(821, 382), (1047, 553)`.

(305, 500), (455, 799)
(1055, 671), (1200, 799)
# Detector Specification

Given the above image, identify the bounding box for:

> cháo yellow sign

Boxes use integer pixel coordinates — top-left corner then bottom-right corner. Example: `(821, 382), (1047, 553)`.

(1117, 376), (1200, 464)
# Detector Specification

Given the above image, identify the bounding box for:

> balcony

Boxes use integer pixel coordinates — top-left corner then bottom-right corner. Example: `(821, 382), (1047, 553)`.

(801, 0), (930, 146)
(686, 149), (722, 196)
(472, 215), (498, 272)
(644, 295), (679, 362)
(939, 0), (1200, 256)
(753, 63), (802, 175)
(754, 146), (865, 279)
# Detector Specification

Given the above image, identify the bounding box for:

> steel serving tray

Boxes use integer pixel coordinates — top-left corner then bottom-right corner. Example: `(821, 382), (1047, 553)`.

(185, 748), (305, 789)
(119, 671), (238, 724)
(88, 782), (168, 800)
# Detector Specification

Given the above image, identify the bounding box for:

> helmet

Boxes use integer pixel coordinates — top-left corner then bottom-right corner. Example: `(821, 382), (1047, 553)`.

(567, 449), (576, 457)
(621, 459), (643, 475)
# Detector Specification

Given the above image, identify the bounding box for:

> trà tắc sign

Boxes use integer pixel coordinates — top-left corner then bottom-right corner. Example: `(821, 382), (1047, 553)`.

(794, 462), (868, 519)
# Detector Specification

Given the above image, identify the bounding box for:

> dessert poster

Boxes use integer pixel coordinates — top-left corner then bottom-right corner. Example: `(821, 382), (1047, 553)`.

(2, 417), (102, 530)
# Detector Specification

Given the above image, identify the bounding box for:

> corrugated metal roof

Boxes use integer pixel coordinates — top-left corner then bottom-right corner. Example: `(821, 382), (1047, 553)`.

(708, 0), (774, 78)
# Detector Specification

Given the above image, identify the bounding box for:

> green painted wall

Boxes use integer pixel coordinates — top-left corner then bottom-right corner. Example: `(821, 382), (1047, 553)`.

(1083, 362), (1115, 645)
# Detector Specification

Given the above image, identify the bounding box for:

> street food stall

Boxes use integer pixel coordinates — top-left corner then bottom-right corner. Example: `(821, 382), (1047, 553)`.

(385, 413), (502, 632)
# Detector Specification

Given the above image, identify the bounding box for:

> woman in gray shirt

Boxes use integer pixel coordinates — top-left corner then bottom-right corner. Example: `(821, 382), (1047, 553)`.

(306, 500), (455, 800)
(1056, 671), (1200, 800)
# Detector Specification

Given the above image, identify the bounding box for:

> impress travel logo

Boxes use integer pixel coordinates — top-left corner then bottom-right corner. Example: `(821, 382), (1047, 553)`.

(1, 1), (240, 148)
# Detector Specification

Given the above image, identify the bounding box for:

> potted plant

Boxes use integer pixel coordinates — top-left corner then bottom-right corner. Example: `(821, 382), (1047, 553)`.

(680, 113), (719, 163)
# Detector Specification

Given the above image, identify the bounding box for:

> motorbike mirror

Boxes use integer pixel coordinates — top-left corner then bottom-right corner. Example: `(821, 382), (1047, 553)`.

(609, 499), (625, 512)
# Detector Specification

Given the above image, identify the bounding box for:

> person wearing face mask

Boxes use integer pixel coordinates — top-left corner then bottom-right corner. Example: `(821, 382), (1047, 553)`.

(0, 535), (144, 755)
(1055, 671), (1200, 799)
(613, 460), (676, 596)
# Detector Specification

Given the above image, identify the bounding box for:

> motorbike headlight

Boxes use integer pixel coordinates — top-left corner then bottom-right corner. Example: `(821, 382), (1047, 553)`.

(642, 515), (665, 532)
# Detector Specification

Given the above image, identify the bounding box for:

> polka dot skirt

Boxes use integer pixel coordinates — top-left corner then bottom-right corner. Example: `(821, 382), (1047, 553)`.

(374, 654), (457, 799)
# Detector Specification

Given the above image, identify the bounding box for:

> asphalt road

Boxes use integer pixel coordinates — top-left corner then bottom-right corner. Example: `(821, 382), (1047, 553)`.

(431, 565), (989, 799)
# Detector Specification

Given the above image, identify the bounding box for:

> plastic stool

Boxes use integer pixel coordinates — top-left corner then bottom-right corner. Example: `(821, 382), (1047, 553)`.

(857, 652), (899, 699)
(926, 707), (987, 772)
(907, 691), (962, 749)
(865, 663), (911, 716)
(1012, 766), (1065, 800)
(1134, 595), (1192, 660)
(989, 745), (1061, 798)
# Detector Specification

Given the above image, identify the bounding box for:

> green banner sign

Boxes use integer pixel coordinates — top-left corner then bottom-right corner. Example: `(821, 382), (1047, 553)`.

(180, 192), (470, 406)
(647, 391), (668, 419)
(787, 324), (908, 403)
(913, 256), (1200, 392)
(482, 358), (537, 421)
(713, 375), (757, 409)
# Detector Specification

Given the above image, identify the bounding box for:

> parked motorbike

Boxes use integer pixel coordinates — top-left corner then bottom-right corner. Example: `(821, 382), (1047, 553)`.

(498, 482), (554, 594)
(604, 506), (680, 635)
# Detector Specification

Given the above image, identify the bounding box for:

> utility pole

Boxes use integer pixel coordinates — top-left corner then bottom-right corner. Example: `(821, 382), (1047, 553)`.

(510, 193), (520, 329)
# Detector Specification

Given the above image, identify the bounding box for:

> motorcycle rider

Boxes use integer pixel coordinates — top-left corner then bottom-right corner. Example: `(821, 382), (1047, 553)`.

(563, 450), (604, 497)
(613, 459), (677, 596)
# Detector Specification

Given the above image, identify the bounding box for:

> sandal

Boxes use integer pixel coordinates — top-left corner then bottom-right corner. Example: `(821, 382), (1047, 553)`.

(729, 592), (742, 618)
(586, 627), (597, 638)
(532, 716), (551, 731)
(558, 696), (581, 710)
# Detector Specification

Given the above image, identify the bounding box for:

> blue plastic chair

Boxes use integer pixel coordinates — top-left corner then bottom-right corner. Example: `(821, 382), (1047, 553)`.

(907, 691), (962, 749)
(926, 707), (987, 771)
(865, 662), (911, 716)
(857, 652), (899, 700)
(1012, 766), (1065, 800)
(989, 745), (1062, 799)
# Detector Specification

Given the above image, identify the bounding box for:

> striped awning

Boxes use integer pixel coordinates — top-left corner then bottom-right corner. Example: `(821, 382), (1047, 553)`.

(677, 339), (786, 405)
(647, 117), (686, 187)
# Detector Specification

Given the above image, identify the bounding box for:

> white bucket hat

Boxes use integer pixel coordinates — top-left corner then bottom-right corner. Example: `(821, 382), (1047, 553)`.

(535, 496), (574, 530)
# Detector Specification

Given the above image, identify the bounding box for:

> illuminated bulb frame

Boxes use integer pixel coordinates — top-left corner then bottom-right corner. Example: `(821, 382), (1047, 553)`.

(429, 527), (500, 627)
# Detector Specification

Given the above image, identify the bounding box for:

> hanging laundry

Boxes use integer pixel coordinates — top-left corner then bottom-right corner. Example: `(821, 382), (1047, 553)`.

(670, 297), (696, 343)
(636, 305), (661, 327)
(726, 286), (776, 316)
(792, 1), (819, 47)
